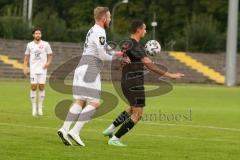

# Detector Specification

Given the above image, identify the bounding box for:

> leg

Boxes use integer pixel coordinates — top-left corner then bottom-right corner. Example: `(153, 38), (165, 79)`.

(37, 74), (47, 115)
(30, 84), (38, 116)
(66, 66), (101, 146)
(29, 73), (38, 116)
(58, 99), (86, 146)
(38, 84), (45, 116)
(113, 107), (132, 127)
(103, 107), (132, 136)
(109, 106), (144, 147)
(114, 107), (143, 138)
(61, 99), (86, 131)
(68, 99), (99, 146)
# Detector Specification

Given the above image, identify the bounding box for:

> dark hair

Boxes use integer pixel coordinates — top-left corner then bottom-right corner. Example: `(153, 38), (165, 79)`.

(130, 20), (144, 34)
(32, 27), (42, 34)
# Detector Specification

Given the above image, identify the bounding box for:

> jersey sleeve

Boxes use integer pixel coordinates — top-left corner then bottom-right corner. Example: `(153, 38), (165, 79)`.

(25, 43), (30, 55)
(45, 42), (53, 54)
(93, 32), (113, 61)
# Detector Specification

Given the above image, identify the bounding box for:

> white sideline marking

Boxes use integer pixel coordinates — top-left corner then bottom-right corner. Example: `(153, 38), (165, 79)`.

(94, 118), (240, 132)
(132, 133), (239, 143)
(0, 112), (239, 132)
(143, 122), (240, 132)
(0, 122), (239, 144)
(0, 113), (240, 132)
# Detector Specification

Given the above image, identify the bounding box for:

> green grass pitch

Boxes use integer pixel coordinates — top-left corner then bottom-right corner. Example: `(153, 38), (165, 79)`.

(0, 80), (239, 160)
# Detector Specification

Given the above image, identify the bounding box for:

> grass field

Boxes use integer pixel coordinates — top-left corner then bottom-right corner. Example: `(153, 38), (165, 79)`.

(0, 80), (239, 160)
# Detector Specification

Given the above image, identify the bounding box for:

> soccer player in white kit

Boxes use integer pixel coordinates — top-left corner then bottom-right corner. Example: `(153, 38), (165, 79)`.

(57, 6), (124, 146)
(23, 28), (53, 117)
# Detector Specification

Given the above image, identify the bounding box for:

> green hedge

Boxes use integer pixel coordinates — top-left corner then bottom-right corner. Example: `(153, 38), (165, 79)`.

(0, 17), (31, 39)
(174, 15), (225, 53)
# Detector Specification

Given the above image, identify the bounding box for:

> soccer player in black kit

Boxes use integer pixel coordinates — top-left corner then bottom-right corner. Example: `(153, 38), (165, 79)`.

(103, 20), (184, 146)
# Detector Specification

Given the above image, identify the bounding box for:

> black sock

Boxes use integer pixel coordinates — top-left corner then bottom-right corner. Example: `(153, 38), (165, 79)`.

(115, 118), (135, 139)
(113, 111), (130, 127)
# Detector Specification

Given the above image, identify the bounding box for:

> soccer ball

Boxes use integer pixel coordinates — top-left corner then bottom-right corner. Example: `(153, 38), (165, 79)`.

(145, 40), (161, 56)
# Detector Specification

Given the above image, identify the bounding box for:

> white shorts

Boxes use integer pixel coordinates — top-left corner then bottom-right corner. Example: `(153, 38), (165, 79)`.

(72, 65), (101, 102)
(30, 73), (47, 84)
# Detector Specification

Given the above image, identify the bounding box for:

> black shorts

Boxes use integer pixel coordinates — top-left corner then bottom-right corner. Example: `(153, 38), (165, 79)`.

(121, 81), (145, 107)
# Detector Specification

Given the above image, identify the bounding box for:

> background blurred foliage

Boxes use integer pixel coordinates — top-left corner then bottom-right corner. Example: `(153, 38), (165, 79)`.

(0, 0), (239, 53)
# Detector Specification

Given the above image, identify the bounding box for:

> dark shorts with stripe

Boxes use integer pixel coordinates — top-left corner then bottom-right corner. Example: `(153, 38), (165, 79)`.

(121, 80), (145, 107)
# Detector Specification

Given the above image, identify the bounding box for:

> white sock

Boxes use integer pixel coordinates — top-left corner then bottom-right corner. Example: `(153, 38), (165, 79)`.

(30, 90), (37, 114)
(111, 136), (119, 141)
(38, 90), (45, 110)
(106, 124), (116, 133)
(70, 105), (96, 135)
(62, 103), (83, 131)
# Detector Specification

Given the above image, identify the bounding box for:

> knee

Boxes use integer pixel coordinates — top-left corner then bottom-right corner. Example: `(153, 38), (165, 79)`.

(131, 111), (143, 124)
(39, 84), (45, 91)
(76, 100), (86, 107)
(31, 85), (37, 91)
(126, 107), (132, 115)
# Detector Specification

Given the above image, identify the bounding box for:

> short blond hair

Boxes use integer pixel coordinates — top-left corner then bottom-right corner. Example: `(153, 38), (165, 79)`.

(94, 6), (109, 21)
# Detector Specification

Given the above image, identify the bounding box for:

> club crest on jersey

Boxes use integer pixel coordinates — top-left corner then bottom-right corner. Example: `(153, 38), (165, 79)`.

(99, 37), (105, 45)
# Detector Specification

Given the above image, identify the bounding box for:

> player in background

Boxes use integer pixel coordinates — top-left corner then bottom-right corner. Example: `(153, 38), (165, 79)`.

(103, 20), (184, 146)
(23, 28), (53, 117)
(57, 6), (125, 147)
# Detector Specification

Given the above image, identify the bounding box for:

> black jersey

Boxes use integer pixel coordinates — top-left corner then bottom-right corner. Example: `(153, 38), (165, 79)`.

(121, 38), (147, 107)
(121, 38), (147, 83)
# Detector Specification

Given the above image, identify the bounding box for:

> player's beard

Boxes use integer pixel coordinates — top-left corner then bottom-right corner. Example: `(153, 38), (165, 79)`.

(35, 37), (41, 41)
(104, 22), (109, 29)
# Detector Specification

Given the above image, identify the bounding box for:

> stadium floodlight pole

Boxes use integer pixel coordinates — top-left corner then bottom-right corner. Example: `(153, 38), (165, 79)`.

(151, 12), (157, 40)
(27, 0), (33, 28)
(226, 0), (239, 86)
(22, 0), (28, 22)
(111, 0), (129, 34)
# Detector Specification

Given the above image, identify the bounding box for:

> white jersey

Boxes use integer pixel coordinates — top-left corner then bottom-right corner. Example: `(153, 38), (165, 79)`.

(82, 24), (113, 61)
(72, 24), (114, 102)
(25, 40), (52, 74)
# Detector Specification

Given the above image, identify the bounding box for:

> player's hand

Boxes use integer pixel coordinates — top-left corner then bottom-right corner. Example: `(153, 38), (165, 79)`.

(23, 67), (30, 76)
(114, 51), (124, 57)
(43, 63), (50, 70)
(121, 56), (131, 65)
(169, 73), (185, 79)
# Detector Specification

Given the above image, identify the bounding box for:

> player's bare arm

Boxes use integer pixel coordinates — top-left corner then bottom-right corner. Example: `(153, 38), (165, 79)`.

(141, 56), (184, 79)
(43, 54), (53, 70)
(23, 55), (30, 76)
